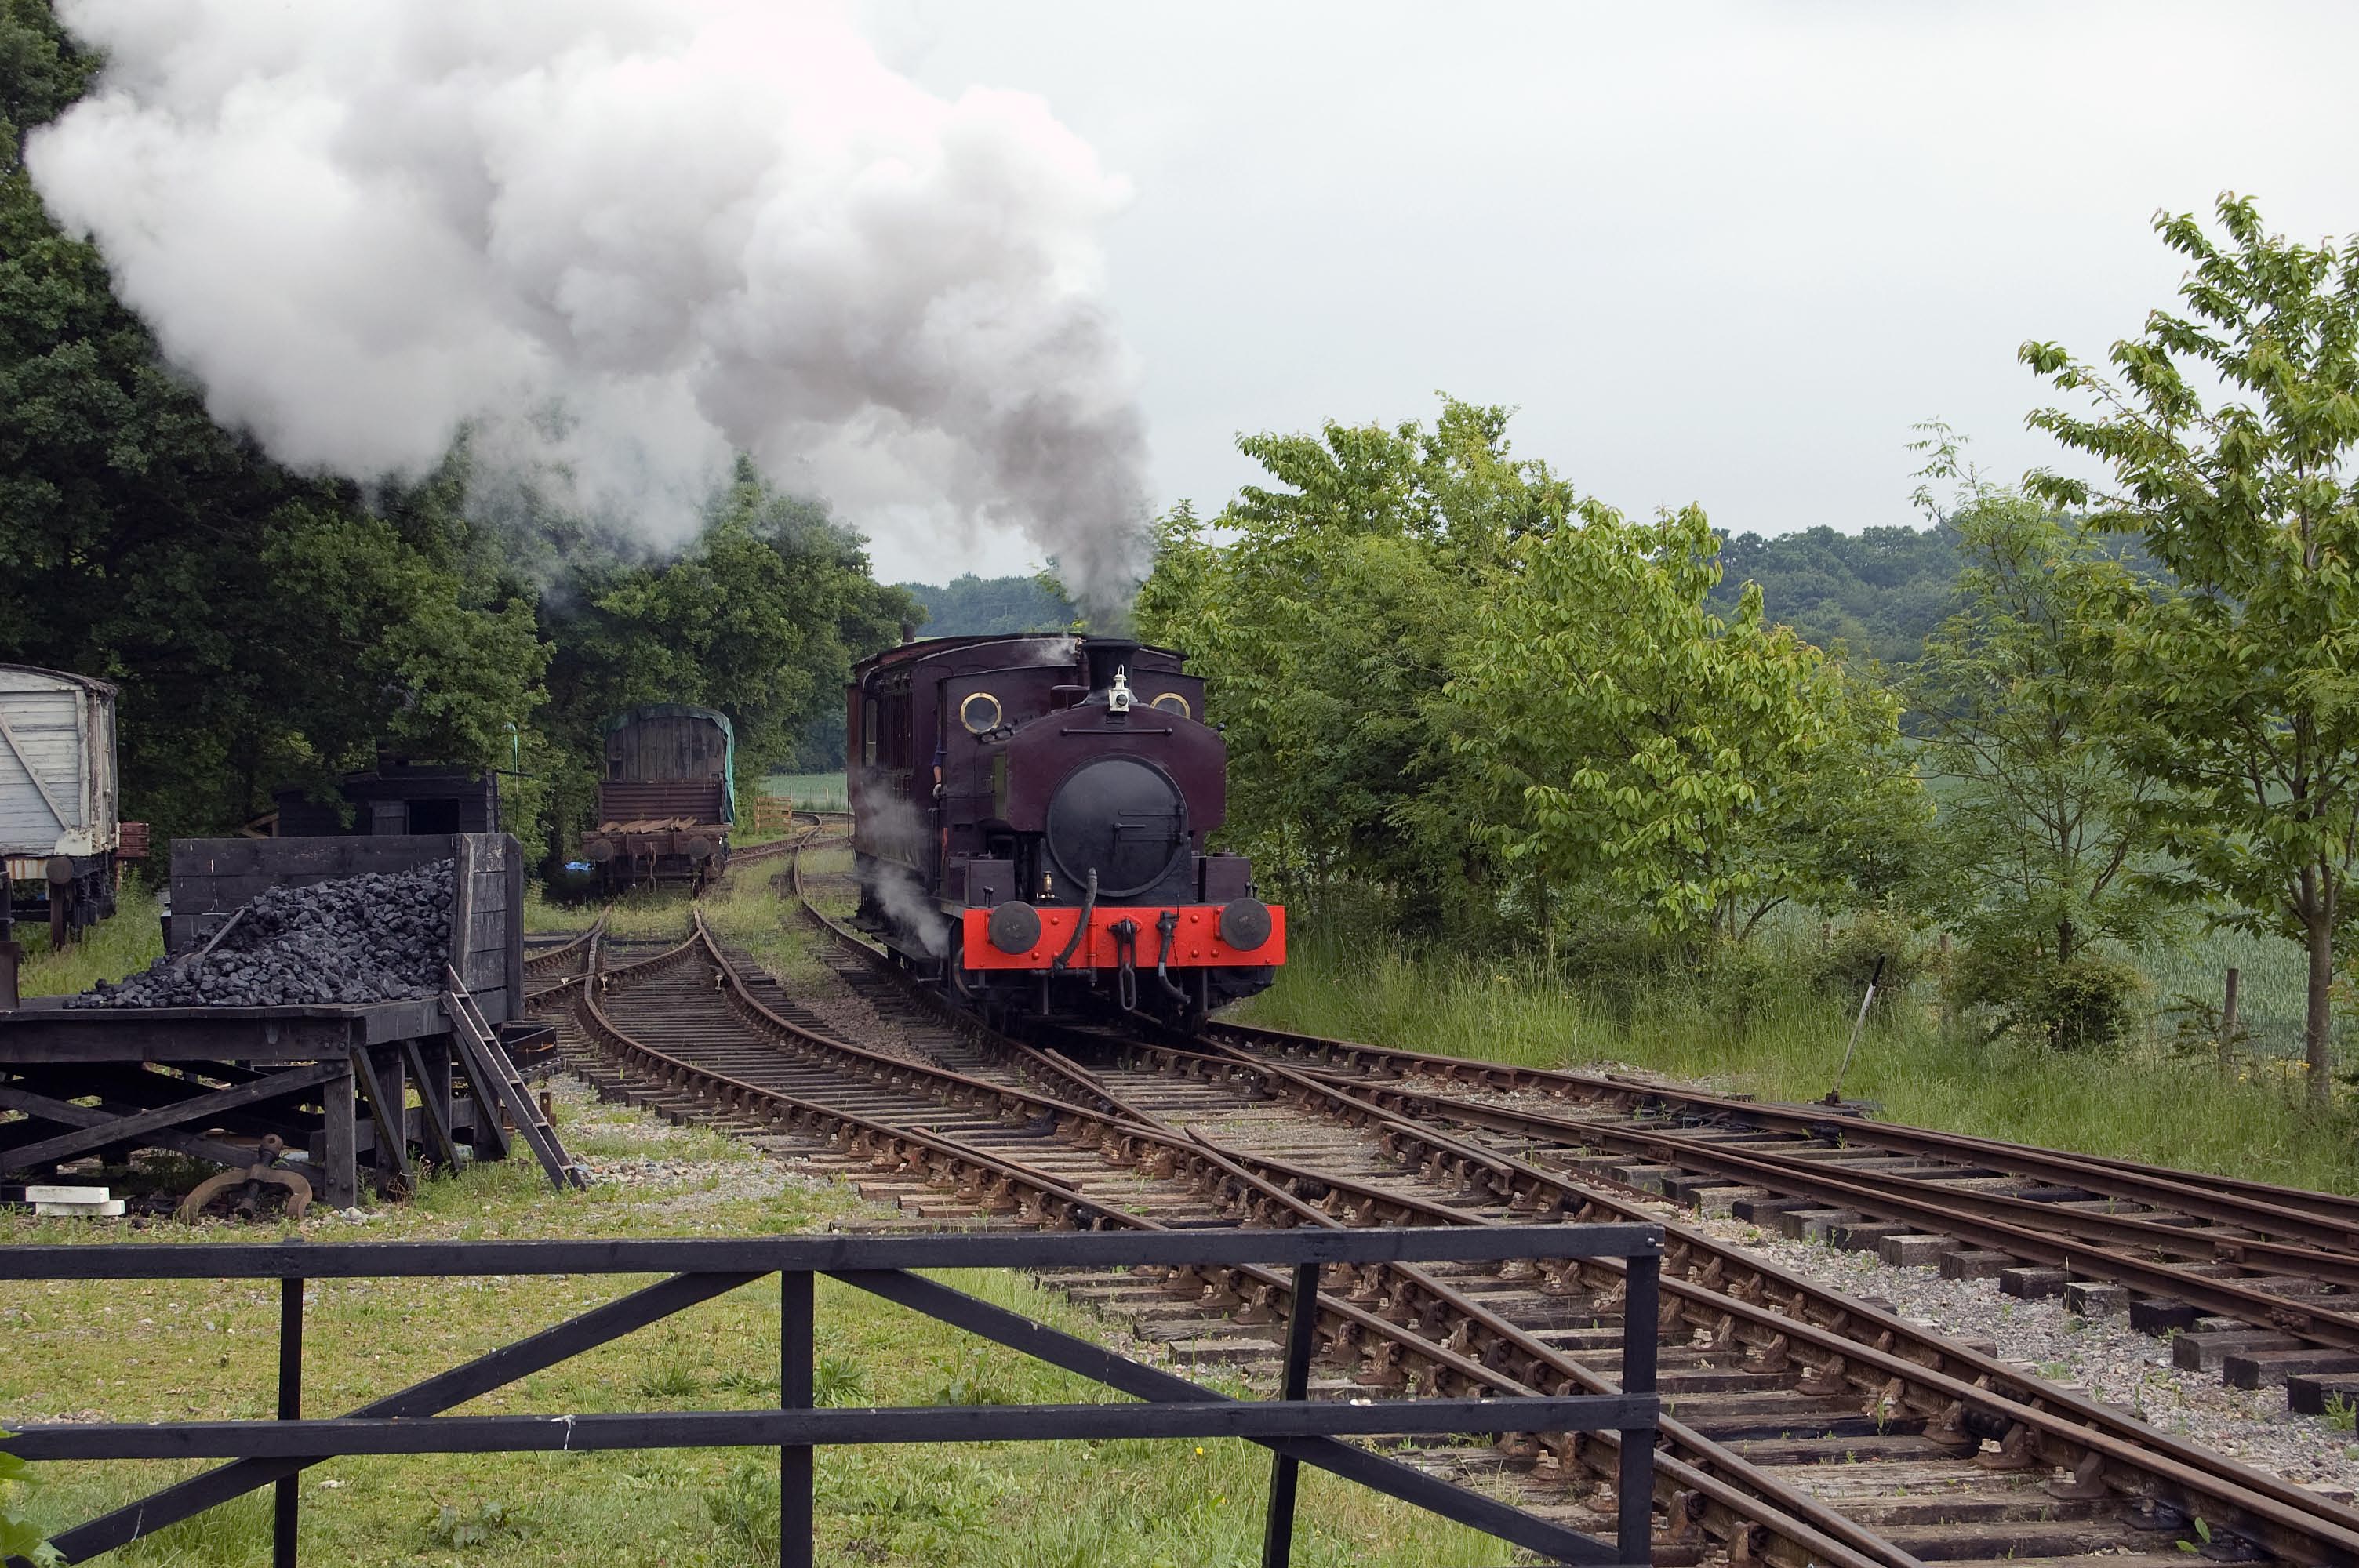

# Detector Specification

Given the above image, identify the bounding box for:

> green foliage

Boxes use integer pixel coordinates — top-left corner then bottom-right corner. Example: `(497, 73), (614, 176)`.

(1138, 397), (1572, 928)
(1808, 905), (1932, 1004)
(1140, 397), (1929, 950)
(524, 460), (917, 860)
(930, 1345), (1023, 1406)
(706, 1459), (784, 1560)
(2160, 985), (2257, 1062)
(1712, 521), (1967, 665)
(427, 1500), (525, 1552)
(1950, 942), (2144, 1051)
(1445, 502), (1928, 946)
(898, 572), (1078, 635)
(1905, 434), (2177, 1025)
(0, 1432), (60, 1566)
(2022, 193), (2359, 1098)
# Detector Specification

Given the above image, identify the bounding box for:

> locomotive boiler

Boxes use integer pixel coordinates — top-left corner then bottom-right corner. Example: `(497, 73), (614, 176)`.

(847, 634), (1282, 1022)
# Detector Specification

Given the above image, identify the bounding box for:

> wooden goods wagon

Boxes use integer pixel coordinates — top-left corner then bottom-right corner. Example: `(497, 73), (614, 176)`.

(0, 663), (121, 956)
(584, 704), (735, 891)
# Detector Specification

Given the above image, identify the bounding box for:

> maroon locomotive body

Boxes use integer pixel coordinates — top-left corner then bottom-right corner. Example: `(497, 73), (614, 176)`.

(847, 634), (1282, 1022)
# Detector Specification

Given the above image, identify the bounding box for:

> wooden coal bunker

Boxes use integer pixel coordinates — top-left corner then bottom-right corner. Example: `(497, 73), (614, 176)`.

(0, 833), (533, 1213)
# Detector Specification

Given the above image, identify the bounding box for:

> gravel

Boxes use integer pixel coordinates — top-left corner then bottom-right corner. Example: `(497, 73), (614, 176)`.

(1434, 1065), (2359, 1492)
(76, 861), (453, 1009)
(1682, 1203), (2359, 1496)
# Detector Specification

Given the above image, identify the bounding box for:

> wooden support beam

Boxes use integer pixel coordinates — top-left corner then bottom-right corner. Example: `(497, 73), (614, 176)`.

(401, 1039), (460, 1172)
(349, 1048), (413, 1192)
(320, 1068), (357, 1210)
(0, 1083), (254, 1171)
(0, 1063), (343, 1174)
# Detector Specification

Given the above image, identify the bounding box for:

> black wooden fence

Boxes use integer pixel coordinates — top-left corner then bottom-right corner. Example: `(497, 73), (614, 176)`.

(0, 1225), (1661, 1567)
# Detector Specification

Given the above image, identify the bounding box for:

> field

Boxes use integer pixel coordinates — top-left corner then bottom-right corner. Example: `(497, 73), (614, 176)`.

(763, 772), (848, 811)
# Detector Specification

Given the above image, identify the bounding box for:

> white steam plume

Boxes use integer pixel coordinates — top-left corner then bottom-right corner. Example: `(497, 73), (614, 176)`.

(27, 0), (1150, 607)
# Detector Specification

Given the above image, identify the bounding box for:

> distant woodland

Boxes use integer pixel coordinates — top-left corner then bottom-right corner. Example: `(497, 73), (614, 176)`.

(914, 535), (1973, 664)
(898, 573), (1079, 637)
(1709, 525), (1965, 666)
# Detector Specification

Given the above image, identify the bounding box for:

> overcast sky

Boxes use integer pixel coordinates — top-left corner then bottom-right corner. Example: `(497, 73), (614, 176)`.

(851, 0), (2359, 586)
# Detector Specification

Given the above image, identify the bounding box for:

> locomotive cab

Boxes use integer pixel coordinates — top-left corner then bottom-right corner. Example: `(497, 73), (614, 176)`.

(848, 633), (1282, 1023)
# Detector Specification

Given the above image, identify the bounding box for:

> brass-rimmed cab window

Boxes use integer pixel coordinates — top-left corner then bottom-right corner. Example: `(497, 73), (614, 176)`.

(862, 699), (878, 765)
(1150, 691), (1192, 719)
(960, 691), (1003, 735)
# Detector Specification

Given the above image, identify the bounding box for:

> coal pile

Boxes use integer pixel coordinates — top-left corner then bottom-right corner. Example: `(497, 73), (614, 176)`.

(75, 861), (454, 1009)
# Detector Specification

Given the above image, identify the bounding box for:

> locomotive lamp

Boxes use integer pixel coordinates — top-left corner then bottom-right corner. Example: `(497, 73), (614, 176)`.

(1219, 898), (1274, 953)
(987, 900), (1043, 955)
(1107, 670), (1134, 713)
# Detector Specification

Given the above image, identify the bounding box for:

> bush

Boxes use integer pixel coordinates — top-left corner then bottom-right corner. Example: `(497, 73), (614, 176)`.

(1952, 943), (2143, 1051)
(1806, 906), (1929, 1007)
(1697, 935), (1784, 1029)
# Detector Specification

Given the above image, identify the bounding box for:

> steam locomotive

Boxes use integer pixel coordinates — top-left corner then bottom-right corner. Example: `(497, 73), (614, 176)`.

(847, 634), (1283, 1022)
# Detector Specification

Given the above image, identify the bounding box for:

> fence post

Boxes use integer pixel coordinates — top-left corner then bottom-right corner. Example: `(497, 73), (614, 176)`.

(1937, 933), (1953, 1032)
(1617, 1251), (1659, 1568)
(1260, 1261), (1321, 1568)
(274, 1276), (304, 1568)
(781, 1269), (814, 1568)
(2220, 967), (2241, 1068)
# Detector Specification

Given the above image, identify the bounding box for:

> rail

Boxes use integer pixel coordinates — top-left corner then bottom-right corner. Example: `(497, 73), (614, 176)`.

(0, 1225), (1662, 1568)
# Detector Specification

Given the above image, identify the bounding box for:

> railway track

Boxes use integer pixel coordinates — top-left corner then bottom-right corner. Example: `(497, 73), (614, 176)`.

(515, 830), (2359, 1568)
(1176, 1019), (2359, 1406)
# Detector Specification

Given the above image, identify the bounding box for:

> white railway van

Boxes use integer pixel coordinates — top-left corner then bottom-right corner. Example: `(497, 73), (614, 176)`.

(1, 663), (120, 945)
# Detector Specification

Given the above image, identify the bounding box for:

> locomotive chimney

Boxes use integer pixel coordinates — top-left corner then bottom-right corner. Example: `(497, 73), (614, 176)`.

(1081, 637), (1138, 695)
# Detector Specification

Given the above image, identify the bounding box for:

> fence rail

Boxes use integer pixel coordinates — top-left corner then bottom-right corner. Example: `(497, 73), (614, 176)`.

(1, 1223), (1662, 1568)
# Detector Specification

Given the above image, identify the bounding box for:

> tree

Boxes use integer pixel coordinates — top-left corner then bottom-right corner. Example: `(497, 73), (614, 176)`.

(2022, 194), (2359, 1098)
(1713, 520), (1968, 666)
(1443, 501), (1925, 950)
(1906, 438), (2172, 1044)
(529, 459), (916, 866)
(896, 572), (1077, 636)
(1136, 397), (1572, 927)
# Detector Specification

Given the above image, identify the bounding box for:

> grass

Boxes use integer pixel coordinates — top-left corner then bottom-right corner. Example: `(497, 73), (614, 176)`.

(764, 772), (847, 812)
(2137, 920), (2320, 1061)
(5, 1085), (1509, 1566)
(13, 878), (165, 997)
(702, 855), (827, 985)
(1238, 920), (2359, 1196)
